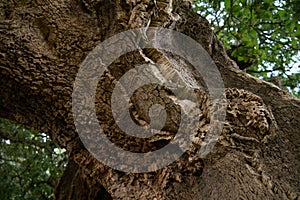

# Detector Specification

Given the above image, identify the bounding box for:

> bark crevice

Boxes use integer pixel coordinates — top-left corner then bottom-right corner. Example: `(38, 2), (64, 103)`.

(0, 0), (299, 199)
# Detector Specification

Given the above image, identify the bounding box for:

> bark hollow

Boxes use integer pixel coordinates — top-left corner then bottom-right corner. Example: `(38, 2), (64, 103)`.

(0, 0), (299, 199)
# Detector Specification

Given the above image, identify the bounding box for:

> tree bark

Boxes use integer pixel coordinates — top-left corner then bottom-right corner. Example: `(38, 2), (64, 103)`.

(0, 0), (299, 199)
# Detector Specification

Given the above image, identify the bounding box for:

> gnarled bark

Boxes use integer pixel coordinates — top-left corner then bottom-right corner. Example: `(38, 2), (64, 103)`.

(0, 0), (299, 199)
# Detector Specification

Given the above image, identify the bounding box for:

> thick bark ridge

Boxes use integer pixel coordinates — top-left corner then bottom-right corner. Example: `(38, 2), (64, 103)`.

(0, 0), (299, 199)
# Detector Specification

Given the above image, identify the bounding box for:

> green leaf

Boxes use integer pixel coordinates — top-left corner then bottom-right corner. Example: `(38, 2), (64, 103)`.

(224, 0), (231, 9)
(238, 55), (244, 61)
(232, 4), (241, 13)
(193, 0), (300, 96)
(249, 29), (257, 39)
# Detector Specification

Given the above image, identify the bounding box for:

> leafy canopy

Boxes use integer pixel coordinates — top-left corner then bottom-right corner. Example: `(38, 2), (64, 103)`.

(193, 0), (300, 97)
(1, 1), (299, 199)
(0, 119), (67, 200)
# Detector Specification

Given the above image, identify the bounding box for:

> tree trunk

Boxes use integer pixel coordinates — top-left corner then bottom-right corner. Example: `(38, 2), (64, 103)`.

(0, 0), (299, 199)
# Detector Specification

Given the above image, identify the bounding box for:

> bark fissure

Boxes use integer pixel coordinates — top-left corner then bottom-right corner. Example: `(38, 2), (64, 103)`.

(0, 0), (299, 199)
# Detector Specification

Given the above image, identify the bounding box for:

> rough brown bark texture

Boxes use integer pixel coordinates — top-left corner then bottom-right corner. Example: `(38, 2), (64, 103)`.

(0, 0), (299, 199)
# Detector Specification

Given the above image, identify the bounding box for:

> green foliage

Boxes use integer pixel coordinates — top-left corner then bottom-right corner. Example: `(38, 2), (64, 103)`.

(0, 119), (67, 200)
(193, 0), (300, 97)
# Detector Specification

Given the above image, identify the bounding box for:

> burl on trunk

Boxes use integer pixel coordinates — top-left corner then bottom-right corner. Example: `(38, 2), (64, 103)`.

(0, 0), (299, 199)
